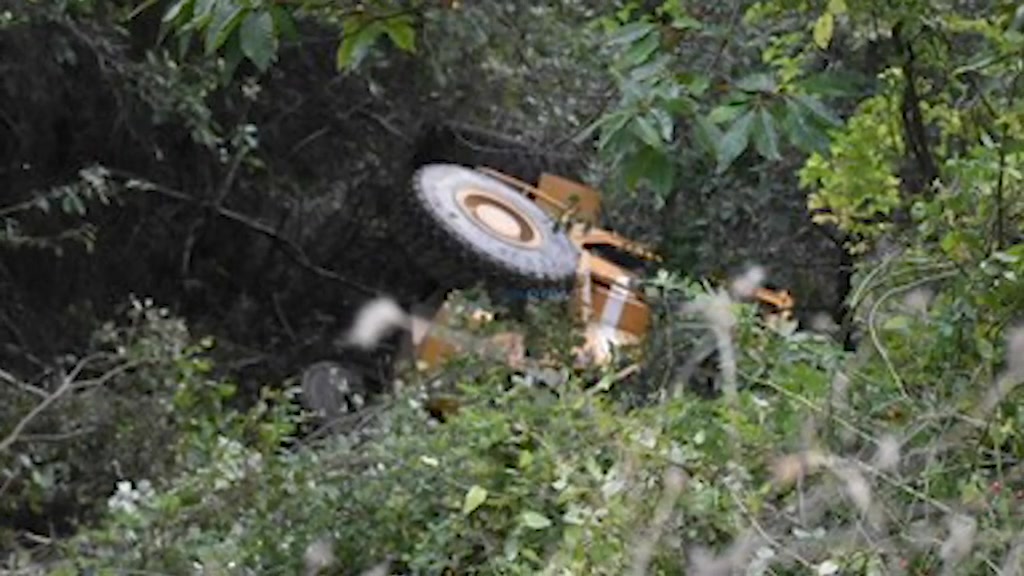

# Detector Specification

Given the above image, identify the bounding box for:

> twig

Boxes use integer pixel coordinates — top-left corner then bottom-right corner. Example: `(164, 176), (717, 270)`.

(730, 491), (816, 570)
(357, 109), (412, 144)
(273, 292), (298, 343)
(866, 270), (957, 397)
(0, 356), (140, 453)
(0, 367), (49, 399)
(0, 354), (99, 453)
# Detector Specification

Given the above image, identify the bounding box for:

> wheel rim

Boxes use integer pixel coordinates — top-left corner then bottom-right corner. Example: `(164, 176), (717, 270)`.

(455, 187), (543, 249)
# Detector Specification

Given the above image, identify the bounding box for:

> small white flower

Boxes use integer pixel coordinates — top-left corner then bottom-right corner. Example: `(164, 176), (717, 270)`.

(816, 559), (840, 575)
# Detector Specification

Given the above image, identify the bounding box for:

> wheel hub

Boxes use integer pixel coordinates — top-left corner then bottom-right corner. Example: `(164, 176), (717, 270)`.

(455, 187), (542, 249)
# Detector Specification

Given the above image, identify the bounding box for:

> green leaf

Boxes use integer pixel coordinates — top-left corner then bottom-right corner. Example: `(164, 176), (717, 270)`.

(796, 70), (866, 96)
(794, 94), (842, 126)
(752, 107), (781, 160)
(629, 53), (672, 83)
(462, 485), (488, 515)
(708, 104), (746, 125)
(61, 192), (86, 216)
(631, 115), (664, 149)
(828, 0), (848, 14)
(662, 95), (696, 117)
(693, 114), (723, 155)
(735, 73), (777, 93)
(521, 511), (553, 529)
(239, 10), (276, 71)
(680, 72), (710, 96)
(620, 31), (661, 67)
(716, 108), (755, 173)
(607, 21), (656, 45)
(221, 26), (245, 79)
(652, 108), (675, 142)
(162, 0), (192, 23)
(882, 315), (910, 331)
(336, 18), (384, 71)
(647, 151), (676, 198)
(192, 0), (216, 21)
(783, 98), (830, 153)
(594, 110), (631, 151)
(813, 12), (834, 49)
(669, 15), (702, 30)
(953, 54), (997, 76)
(382, 15), (416, 53)
(204, 2), (245, 55)
(624, 146), (675, 197)
(269, 5), (298, 42)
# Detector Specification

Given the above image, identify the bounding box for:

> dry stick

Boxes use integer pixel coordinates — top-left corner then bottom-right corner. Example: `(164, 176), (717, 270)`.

(0, 353), (102, 453)
(729, 491), (816, 571)
(0, 367), (49, 399)
(866, 270), (957, 398)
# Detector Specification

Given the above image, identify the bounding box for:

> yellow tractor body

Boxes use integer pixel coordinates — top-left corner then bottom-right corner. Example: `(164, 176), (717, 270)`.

(405, 165), (793, 373)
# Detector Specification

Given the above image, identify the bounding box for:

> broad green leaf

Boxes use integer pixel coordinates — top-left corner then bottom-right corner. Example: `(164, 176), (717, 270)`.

(882, 315), (910, 331)
(652, 108), (675, 142)
(794, 94), (842, 126)
(382, 15), (416, 53)
(337, 18), (384, 71)
(624, 147), (675, 197)
(693, 114), (723, 155)
(716, 108), (755, 173)
(783, 98), (829, 153)
(221, 27), (245, 79)
(662, 95), (696, 116)
(813, 12), (834, 49)
(827, 0), (848, 14)
(796, 70), (866, 96)
(204, 2), (245, 55)
(462, 485), (488, 515)
(629, 54), (672, 83)
(607, 21), (656, 45)
(594, 110), (631, 150)
(239, 10), (276, 71)
(735, 72), (777, 93)
(162, 0), (192, 23)
(647, 150), (676, 198)
(669, 14), (702, 30)
(269, 5), (298, 42)
(61, 192), (86, 216)
(708, 104), (746, 125)
(680, 72), (710, 96)
(192, 0), (216, 21)
(521, 510), (553, 529)
(624, 146), (655, 189)
(631, 115), (664, 149)
(752, 107), (781, 160)
(620, 31), (661, 67)
(953, 54), (997, 76)
(176, 28), (194, 60)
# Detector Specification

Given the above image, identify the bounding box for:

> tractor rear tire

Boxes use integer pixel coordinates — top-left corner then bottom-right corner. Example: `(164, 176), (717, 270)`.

(394, 163), (580, 292)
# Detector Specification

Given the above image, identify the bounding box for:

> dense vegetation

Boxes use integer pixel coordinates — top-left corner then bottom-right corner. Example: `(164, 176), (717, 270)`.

(2, 0), (1023, 574)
